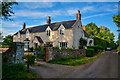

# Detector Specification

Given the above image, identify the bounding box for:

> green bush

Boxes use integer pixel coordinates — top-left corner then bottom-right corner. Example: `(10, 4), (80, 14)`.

(79, 38), (87, 49)
(53, 46), (59, 50)
(34, 46), (43, 52)
(2, 63), (28, 79)
(87, 45), (103, 52)
(86, 48), (95, 57)
(94, 37), (108, 50)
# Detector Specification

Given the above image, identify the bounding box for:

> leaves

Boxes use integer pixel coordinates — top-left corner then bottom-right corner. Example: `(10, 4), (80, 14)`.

(1, 2), (18, 20)
(112, 14), (120, 27)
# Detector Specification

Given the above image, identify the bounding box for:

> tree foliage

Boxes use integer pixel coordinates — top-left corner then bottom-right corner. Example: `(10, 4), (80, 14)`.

(112, 14), (120, 27)
(86, 22), (116, 49)
(2, 35), (13, 48)
(22, 54), (36, 72)
(112, 14), (120, 53)
(86, 22), (99, 38)
(79, 38), (87, 49)
(1, 2), (18, 20)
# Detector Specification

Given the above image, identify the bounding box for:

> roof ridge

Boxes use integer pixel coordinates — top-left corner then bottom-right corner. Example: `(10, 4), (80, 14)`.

(25, 20), (76, 29)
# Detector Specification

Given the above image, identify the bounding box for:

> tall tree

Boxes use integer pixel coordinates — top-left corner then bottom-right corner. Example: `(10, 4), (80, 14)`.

(86, 22), (100, 38)
(113, 14), (120, 53)
(112, 14), (120, 27)
(2, 35), (13, 48)
(1, 2), (18, 20)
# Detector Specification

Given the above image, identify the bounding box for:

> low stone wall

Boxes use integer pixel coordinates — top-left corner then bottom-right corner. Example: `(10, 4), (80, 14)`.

(47, 47), (86, 61)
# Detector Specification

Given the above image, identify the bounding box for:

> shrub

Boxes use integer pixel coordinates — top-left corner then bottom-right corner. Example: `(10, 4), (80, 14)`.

(22, 54), (36, 72)
(29, 47), (33, 52)
(86, 48), (95, 57)
(87, 45), (103, 52)
(53, 46), (59, 50)
(79, 38), (87, 49)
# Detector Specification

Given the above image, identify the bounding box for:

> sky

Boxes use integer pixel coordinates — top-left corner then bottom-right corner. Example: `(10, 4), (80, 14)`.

(1, 2), (119, 41)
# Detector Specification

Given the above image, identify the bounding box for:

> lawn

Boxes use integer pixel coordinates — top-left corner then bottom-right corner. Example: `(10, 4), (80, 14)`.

(49, 52), (104, 66)
(2, 63), (37, 79)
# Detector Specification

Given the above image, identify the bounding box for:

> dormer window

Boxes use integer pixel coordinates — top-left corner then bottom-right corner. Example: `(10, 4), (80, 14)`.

(47, 30), (50, 36)
(18, 32), (20, 38)
(59, 29), (64, 35)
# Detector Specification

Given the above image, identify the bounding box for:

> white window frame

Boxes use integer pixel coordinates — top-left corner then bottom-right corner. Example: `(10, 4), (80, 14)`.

(59, 29), (64, 35)
(46, 30), (50, 36)
(59, 42), (67, 48)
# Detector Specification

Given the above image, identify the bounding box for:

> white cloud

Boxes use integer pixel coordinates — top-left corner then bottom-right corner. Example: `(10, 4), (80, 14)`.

(1, 21), (23, 37)
(81, 6), (95, 13)
(0, 28), (16, 37)
(82, 13), (113, 19)
(23, 2), (54, 9)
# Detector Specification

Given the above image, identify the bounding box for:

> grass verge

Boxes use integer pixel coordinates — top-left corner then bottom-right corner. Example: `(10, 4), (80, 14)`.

(49, 51), (104, 66)
(2, 63), (37, 79)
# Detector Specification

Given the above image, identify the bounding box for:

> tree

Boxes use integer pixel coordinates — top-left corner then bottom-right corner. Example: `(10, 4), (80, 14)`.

(97, 26), (115, 43)
(112, 14), (120, 27)
(2, 35), (13, 48)
(112, 14), (120, 54)
(86, 22), (100, 38)
(22, 54), (36, 72)
(1, 2), (18, 20)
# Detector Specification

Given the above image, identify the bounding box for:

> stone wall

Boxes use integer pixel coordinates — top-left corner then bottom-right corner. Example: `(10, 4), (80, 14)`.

(47, 47), (86, 61)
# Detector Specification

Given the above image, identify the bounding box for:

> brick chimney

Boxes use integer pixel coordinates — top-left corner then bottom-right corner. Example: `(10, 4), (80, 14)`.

(76, 10), (81, 20)
(47, 16), (51, 24)
(22, 23), (26, 30)
(83, 25), (86, 31)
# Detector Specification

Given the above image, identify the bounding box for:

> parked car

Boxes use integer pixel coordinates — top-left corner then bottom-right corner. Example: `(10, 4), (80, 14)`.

(106, 47), (111, 51)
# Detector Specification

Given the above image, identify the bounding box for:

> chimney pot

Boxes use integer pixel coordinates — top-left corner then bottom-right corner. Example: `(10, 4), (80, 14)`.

(22, 23), (26, 30)
(76, 10), (81, 20)
(47, 16), (51, 24)
(83, 25), (86, 31)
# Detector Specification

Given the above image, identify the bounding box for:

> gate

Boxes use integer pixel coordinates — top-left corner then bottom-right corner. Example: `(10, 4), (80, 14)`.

(43, 46), (49, 61)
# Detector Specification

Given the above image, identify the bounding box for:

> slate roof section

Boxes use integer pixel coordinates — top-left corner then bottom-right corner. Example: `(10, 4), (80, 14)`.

(35, 36), (44, 43)
(14, 20), (76, 35)
(83, 30), (91, 38)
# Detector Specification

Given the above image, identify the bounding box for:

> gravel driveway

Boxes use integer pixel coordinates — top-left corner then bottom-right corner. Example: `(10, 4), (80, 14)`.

(30, 50), (119, 78)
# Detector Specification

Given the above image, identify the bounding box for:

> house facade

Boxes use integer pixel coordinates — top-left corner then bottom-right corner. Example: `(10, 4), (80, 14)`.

(13, 10), (94, 50)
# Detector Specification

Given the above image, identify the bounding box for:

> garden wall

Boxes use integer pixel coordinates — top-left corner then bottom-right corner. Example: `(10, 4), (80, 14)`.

(46, 47), (86, 61)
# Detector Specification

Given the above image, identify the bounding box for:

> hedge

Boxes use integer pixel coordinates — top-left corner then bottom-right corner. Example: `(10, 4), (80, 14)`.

(86, 48), (95, 57)
(87, 45), (104, 52)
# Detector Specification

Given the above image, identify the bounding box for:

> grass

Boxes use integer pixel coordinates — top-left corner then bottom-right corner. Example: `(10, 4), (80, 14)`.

(2, 63), (37, 79)
(49, 51), (104, 66)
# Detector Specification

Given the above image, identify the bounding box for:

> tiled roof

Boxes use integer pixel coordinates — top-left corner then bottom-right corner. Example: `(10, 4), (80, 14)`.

(14, 20), (76, 35)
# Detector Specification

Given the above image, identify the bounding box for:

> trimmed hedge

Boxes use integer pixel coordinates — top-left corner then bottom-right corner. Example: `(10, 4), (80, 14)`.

(86, 48), (95, 57)
(87, 45), (104, 52)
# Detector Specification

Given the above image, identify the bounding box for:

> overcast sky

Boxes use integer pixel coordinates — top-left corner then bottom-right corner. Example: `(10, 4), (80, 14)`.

(1, 2), (119, 41)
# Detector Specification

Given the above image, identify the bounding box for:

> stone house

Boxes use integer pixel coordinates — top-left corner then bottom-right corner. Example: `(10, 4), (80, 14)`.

(13, 10), (94, 50)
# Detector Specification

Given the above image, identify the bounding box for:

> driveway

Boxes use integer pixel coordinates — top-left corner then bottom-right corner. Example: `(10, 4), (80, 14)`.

(30, 50), (119, 78)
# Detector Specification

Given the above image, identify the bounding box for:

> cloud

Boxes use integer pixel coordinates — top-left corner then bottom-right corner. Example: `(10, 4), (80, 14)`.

(2, 21), (22, 28)
(23, 2), (54, 9)
(81, 6), (95, 13)
(0, 28), (16, 37)
(15, 10), (62, 18)
(82, 13), (113, 19)
(1, 21), (23, 36)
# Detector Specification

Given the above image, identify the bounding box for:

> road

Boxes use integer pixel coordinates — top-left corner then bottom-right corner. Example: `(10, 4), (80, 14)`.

(30, 50), (119, 78)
